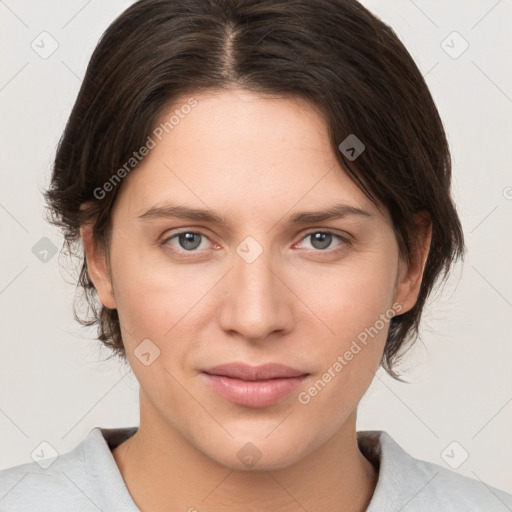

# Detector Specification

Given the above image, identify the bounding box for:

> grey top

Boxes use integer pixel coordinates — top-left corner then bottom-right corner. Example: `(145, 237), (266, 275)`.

(0, 426), (511, 511)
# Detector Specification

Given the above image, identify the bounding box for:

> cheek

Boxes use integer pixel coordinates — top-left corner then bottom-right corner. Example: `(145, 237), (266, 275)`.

(111, 239), (214, 340)
(293, 269), (393, 432)
(291, 248), (398, 347)
(111, 252), (208, 407)
(288, 249), (398, 406)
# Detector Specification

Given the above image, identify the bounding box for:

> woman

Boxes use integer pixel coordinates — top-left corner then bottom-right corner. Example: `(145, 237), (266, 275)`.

(1, 0), (510, 510)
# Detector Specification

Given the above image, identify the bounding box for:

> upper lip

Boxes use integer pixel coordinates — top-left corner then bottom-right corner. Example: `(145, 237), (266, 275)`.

(202, 363), (308, 381)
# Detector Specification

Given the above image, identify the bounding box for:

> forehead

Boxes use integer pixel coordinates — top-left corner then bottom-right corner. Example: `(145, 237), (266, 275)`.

(152, 88), (332, 162)
(112, 89), (382, 223)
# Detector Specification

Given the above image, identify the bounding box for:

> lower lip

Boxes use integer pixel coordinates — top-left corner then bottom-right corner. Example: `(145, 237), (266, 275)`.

(202, 373), (308, 408)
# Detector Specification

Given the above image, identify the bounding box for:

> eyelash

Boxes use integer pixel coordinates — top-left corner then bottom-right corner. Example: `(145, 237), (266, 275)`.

(161, 229), (351, 255)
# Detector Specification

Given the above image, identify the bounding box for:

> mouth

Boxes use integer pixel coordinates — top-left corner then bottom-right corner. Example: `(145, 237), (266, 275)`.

(201, 362), (310, 408)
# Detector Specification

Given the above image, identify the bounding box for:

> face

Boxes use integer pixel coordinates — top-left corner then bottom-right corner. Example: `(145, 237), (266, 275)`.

(82, 88), (428, 470)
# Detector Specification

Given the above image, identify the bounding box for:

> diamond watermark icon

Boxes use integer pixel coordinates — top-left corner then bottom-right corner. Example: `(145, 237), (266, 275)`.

(134, 338), (161, 366)
(236, 236), (263, 264)
(32, 237), (58, 263)
(441, 31), (469, 60)
(31, 441), (59, 469)
(441, 441), (469, 469)
(338, 134), (365, 161)
(237, 442), (262, 468)
(31, 31), (59, 59)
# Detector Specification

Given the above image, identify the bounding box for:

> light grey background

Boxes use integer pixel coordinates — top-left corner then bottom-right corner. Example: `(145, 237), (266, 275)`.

(1, 0), (511, 495)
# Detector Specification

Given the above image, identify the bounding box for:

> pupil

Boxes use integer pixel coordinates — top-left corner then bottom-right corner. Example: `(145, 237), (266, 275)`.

(180, 232), (201, 250)
(312, 232), (331, 250)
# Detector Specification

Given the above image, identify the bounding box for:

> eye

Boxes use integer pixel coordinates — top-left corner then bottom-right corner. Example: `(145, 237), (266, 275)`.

(296, 230), (350, 252)
(163, 231), (212, 252)
(161, 229), (350, 255)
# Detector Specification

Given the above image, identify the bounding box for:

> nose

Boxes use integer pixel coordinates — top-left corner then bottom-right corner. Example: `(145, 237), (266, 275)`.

(217, 244), (294, 342)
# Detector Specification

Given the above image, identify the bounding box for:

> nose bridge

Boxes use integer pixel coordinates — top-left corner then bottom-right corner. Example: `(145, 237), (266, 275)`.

(218, 236), (291, 339)
(236, 243), (274, 299)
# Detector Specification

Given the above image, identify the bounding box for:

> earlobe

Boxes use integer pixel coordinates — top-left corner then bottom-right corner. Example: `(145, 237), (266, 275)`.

(80, 223), (117, 310)
(393, 212), (432, 314)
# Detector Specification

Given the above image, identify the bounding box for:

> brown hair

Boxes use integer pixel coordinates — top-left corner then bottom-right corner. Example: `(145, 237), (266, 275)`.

(44, 0), (464, 381)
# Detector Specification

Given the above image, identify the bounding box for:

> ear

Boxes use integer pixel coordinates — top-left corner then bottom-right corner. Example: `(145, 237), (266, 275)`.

(393, 211), (432, 314)
(80, 222), (117, 309)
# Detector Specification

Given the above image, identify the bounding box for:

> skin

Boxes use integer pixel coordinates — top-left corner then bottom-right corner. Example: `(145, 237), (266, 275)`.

(81, 88), (431, 512)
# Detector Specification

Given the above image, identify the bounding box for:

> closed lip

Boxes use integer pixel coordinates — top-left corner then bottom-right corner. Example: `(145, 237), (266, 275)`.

(201, 362), (308, 381)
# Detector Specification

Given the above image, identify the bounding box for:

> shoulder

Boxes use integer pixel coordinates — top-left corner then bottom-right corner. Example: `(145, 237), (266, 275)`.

(359, 430), (512, 511)
(0, 436), (94, 511)
(400, 451), (512, 511)
(0, 426), (138, 512)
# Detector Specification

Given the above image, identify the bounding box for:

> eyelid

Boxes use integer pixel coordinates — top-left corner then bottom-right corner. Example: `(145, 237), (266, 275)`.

(300, 228), (352, 242)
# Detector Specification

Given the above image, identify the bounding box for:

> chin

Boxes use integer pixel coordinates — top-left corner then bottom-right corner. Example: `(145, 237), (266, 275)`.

(199, 431), (316, 472)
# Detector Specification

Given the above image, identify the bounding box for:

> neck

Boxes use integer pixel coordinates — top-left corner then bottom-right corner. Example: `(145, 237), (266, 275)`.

(112, 393), (377, 512)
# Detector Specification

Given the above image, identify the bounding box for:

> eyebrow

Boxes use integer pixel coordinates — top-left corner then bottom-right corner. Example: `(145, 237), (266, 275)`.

(136, 201), (373, 225)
